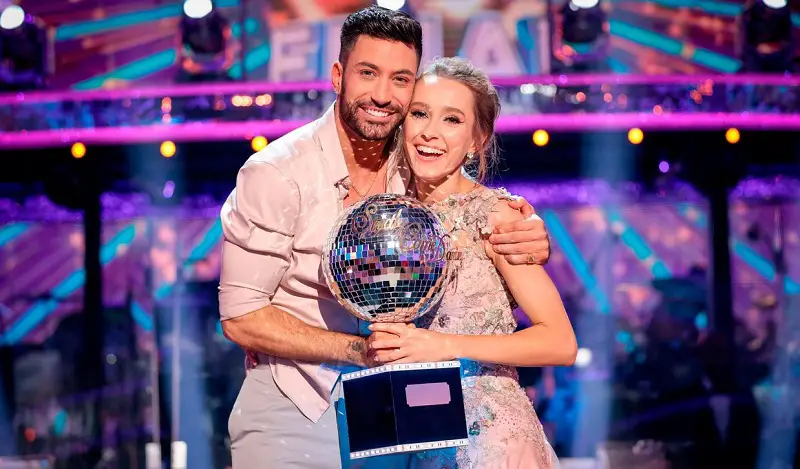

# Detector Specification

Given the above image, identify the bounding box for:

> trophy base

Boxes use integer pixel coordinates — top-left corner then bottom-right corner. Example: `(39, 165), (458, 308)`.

(341, 361), (469, 460)
(348, 438), (470, 460)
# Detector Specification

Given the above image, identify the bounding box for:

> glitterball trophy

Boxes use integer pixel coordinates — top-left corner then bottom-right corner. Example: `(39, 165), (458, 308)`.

(322, 194), (468, 460)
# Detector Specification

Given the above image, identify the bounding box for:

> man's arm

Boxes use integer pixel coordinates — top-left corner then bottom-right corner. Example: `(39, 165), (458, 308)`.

(218, 160), (373, 368)
(222, 306), (370, 367)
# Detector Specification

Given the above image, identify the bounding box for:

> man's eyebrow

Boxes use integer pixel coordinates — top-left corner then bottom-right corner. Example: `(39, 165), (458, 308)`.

(353, 61), (379, 70)
(393, 69), (415, 77)
(353, 61), (415, 77)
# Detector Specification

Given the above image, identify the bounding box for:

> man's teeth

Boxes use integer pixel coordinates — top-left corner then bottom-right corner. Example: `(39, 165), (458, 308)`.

(364, 108), (390, 118)
(416, 145), (445, 156)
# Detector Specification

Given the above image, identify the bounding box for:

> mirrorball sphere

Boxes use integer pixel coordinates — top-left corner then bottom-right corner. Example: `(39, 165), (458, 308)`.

(322, 194), (450, 323)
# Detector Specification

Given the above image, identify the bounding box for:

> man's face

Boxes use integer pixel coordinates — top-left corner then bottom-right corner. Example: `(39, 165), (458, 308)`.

(334, 36), (419, 141)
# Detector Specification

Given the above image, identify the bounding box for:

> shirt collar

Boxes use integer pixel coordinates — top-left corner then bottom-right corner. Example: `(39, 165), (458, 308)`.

(316, 103), (410, 196)
(316, 104), (350, 188)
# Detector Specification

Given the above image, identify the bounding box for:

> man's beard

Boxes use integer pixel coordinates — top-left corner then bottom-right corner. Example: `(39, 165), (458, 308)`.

(338, 83), (403, 141)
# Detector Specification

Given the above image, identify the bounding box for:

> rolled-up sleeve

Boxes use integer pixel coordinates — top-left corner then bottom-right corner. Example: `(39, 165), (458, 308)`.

(218, 161), (300, 320)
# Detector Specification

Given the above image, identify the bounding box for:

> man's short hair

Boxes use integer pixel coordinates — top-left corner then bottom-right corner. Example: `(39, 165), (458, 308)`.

(339, 5), (423, 67)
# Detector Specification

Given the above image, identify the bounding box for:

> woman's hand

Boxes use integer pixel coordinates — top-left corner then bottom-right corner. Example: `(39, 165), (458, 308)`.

(368, 323), (457, 364)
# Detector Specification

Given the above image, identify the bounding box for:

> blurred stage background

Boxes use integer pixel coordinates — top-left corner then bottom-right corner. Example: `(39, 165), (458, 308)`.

(0, 0), (799, 468)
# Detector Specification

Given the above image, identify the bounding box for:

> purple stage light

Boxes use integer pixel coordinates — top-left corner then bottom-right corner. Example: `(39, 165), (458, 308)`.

(162, 181), (175, 199)
(659, 161), (670, 173)
(2, 74), (800, 149)
(3, 74), (800, 106)
(3, 113), (800, 149)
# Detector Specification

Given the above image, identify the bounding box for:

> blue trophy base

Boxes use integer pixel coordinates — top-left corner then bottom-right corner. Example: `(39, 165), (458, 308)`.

(341, 361), (469, 460)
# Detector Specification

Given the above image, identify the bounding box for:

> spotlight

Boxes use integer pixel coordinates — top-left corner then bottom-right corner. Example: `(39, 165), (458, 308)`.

(561, 0), (606, 45)
(628, 128), (643, 145)
(376, 0), (406, 10)
(574, 348), (593, 368)
(0, 5), (49, 90)
(532, 130), (549, 147)
(251, 136), (268, 152)
(739, 0), (793, 73)
(556, 0), (609, 72)
(0, 5), (24, 30)
(71, 142), (86, 159)
(160, 141), (176, 158)
(725, 128), (740, 144)
(571, 0), (600, 9)
(658, 161), (670, 173)
(183, 0), (213, 19)
(162, 181), (176, 199)
(761, 0), (787, 8)
(177, 0), (234, 82)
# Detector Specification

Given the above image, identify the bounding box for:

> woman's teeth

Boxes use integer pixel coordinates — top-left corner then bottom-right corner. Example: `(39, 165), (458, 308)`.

(416, 145), (445, 158)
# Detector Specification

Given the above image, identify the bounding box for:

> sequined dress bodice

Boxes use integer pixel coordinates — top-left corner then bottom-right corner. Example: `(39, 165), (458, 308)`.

(413, 187), (553, 469)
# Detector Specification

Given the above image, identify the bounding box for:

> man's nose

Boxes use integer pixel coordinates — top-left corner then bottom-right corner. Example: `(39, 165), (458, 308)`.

(371, 78), (392, 107)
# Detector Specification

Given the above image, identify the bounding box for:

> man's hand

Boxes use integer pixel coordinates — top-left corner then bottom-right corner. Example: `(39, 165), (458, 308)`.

(488, 197), (551, 265)
(346, 337), (372, 367)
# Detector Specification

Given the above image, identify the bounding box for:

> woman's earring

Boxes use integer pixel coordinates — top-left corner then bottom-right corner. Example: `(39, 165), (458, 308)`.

(465, 152), (475, 160)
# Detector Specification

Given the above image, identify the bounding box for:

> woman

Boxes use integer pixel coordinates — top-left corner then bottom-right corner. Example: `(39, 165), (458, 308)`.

(369, 57), (578, 469)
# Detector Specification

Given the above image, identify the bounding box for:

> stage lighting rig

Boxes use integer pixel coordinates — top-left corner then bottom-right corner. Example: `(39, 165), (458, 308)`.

(562, 0), (606, 44)
(0, 4), (50, 91)
(738, 0), (794, 73)
(555, 0), (610, 72)
(176, 0), (234, 82)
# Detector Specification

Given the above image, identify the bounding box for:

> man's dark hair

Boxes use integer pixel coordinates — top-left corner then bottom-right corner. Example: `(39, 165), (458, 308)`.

(339, 5), (423, 67)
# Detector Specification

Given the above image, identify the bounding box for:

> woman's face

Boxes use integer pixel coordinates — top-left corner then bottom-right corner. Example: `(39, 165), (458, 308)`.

(403, 75), (479, 185)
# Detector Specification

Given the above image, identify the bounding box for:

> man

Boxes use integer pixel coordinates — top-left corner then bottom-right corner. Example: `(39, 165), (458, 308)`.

(219, 6), (551, 468)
